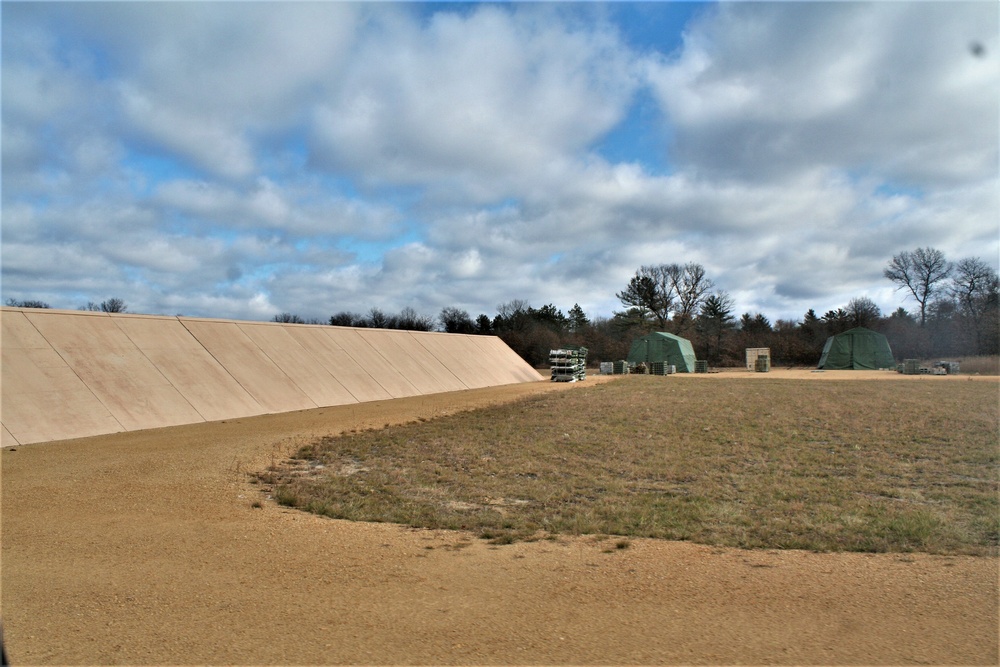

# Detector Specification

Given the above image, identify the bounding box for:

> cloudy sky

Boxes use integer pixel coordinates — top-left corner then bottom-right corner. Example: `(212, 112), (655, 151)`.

(3, 1), (998, 325)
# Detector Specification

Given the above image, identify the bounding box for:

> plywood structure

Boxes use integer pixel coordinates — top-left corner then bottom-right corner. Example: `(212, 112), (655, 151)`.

(745, 347), (771, 371)
(0, 308), (543, 445)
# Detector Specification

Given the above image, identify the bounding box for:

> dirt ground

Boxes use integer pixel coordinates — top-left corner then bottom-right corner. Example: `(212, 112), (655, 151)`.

(2, 370), (997, 665)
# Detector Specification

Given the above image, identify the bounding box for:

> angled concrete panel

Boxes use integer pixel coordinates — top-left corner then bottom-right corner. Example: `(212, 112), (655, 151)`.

(1, 308), (542, 444)
(113, 315), (263, 422)
(469, 335), (546, 383)
(330, 329), (421, 399)
(179, 319), (316, 414)
(284, 327), (387, 403)
(414, 333), (508, 389)
(3, 308), (53, 350)
(236, 323), (358, 408)
(2, 424), (19, 447)
(356, 330), (467, 395)
(24, 311), (204, 432)
(1, 383), (124, 444)
(1, 312), (125, 444)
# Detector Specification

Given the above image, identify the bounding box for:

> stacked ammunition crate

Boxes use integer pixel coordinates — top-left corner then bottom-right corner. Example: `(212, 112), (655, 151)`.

(650, 362), (675, 375)
(550, 346), (588, 382)
(754, 354), (770, 372)
(746, 347), (770, 371)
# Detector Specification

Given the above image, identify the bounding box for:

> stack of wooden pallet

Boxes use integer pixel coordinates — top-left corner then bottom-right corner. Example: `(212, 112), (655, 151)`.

(550, 346), (588, 382)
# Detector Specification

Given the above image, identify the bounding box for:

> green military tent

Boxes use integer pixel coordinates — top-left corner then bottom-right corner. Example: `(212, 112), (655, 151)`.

(627, 332), (697, 373)
(817, 327), (895, 370)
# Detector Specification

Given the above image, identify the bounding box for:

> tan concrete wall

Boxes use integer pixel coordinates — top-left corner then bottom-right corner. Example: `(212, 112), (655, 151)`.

(0, 308), (543, 444)
(2, 311), (125, 444)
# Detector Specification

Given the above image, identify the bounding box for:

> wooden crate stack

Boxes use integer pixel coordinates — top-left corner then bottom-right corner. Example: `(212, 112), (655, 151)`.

(550, 346), (588, 382)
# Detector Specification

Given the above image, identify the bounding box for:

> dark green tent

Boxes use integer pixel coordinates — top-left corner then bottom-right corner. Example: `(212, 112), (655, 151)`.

(817, 327), (895, 370)
(627, 332), (697, 373)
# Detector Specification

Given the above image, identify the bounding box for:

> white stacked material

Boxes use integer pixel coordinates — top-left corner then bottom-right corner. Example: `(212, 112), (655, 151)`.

(550, 346), (587, 382)
(934, 361), (960, 374)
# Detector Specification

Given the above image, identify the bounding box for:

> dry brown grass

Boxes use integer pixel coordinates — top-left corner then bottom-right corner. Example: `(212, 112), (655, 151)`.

(262, 376), (999, 554)
(945, 355), (1000, 375)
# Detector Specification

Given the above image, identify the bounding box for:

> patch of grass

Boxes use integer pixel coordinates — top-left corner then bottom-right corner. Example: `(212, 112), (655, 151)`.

(262, 377), (999, 554)
(949, 355), (1000, 376)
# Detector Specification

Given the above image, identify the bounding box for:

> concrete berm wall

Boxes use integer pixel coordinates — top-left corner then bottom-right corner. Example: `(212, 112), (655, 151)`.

(0, 308), (543, 446)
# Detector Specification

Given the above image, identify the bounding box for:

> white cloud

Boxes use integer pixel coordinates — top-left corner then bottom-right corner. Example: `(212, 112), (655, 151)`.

(647, 2), (999, 186)
(2, 2), (996, 326)
(310, 5), (639, 200)
(153, 177), (406, 242)
(1, 30), (86, 123)
(118, 85), (257, 180)
(38, 2), (365, 181)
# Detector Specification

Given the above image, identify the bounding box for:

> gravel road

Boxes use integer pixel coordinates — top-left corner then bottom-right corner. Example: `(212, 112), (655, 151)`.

(2, 373), (997, 665)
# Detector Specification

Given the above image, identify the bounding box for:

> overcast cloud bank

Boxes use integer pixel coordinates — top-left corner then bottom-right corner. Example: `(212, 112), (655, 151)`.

(3, 2), (997, 324)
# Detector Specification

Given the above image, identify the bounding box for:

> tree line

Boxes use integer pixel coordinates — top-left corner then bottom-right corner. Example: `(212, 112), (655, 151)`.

(5, 297), (128, 313)
(278, 249), (997, 367)
(6, 247), (996, 367)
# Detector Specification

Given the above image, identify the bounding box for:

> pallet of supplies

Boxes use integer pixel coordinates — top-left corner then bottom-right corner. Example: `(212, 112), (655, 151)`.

(550, 346), (587, 382)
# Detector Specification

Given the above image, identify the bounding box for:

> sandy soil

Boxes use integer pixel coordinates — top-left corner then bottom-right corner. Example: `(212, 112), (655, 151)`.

(2, 371), (997, 665)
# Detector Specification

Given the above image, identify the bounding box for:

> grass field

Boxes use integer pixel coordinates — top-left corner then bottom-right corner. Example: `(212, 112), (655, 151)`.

(946, 355), (1000, 375)
(262, 376), (999, 555)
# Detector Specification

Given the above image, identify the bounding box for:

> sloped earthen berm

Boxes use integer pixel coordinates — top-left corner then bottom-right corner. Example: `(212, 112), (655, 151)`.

(1, 307), (542, 446)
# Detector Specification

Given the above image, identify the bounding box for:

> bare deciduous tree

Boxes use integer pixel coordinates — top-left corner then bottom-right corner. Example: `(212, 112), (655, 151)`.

(884, 247), (951, 326)
(367, 308), (391, 329)
(617, 263), (715, 333)
(950, 257), (1000, 354)
(396, 306), (434, 331)
(668, 262), (715, 332)
(846, 296), (881, 329)
(5, 298), (50, 309)
(329, 312), (362, 327)
(440, 307), (476, 334)
(272, 313), (305, 323)
(82, 297), (128, 313)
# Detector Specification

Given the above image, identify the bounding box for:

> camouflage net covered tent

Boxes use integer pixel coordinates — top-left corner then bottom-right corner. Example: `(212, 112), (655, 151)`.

(626, 332), (697, 373)
(817, 327), (896, 370)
